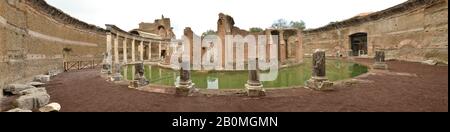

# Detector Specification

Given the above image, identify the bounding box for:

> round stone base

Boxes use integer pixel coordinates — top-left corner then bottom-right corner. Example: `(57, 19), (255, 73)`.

(110, 74), (123, 81)
(245, 84), (265, 97)
(176, 83), (194, 96)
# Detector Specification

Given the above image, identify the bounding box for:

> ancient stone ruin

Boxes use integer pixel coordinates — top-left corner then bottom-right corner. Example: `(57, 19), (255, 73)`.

(306, 49), (334, 91)
(373, 51), (388, 70)
(176, 60), (195, 96)
(246, 59), (265, 97)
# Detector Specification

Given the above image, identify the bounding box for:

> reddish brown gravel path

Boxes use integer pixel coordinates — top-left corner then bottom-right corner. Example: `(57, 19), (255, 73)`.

(33, 59), (449, 112)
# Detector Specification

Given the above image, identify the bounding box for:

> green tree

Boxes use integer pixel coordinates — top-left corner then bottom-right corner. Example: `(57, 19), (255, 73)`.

(201, 30), (216, 37)
(290, 20), (306, 30)
(271, 19), (290, 29)
(249, 27), (264, 33)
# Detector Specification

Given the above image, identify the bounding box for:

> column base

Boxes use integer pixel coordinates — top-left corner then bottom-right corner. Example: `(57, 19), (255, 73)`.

(111, 74), (123, 81)
(176, 81), (195, 96)
(305, 77), (334, 91)
(245, 84), (265, 97)
(373, 62), (388, 70)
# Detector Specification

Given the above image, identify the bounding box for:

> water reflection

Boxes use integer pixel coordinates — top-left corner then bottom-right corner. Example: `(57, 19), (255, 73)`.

(122, 59), (368, 89)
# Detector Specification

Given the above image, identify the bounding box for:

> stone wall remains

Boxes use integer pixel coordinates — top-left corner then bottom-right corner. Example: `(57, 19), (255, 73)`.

(0, 0), (106, 91)
(303, 0), (448, 64)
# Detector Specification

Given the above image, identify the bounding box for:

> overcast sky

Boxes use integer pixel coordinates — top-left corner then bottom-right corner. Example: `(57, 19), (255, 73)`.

(46, 0), (406, 38)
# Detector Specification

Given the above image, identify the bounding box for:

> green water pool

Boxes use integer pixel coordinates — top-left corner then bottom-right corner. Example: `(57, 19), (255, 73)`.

(121, 59), (368, 89)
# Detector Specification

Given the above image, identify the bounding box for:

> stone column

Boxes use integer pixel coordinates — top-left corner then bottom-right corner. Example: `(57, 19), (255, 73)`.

(306, 49), (333, 91)
(123, 37), (128, 64)
(102, 32), (113, 74)
(140, 41), (144, 61)
(114, 34), (120, 65)
(129, 62), (149, 88)
(158, 41), (162, 60)
(131, 38), (136, 62)
(373, 51), (388, 70)
(245, 58), (265, 97)
(112, 34), (123, 81)
(279, 30), (287, 64)
(148, 41), (152, 61)
(176, 59), (194, 96)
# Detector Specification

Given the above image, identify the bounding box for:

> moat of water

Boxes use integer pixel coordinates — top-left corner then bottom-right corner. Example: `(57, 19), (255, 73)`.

(122, 59), (368, 89)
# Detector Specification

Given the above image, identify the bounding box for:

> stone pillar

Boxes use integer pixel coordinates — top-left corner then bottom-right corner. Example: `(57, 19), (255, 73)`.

(111, 63), (123, 81)
(114, 34), (120, 65)
(176, 59), (194, 96)
(131, 38), (136, 62)
(158, 41), (162, 60)
(279, 30), (287, 64)
(296, 30), (304, 63)
(306, 49), (334, 91)
(373, 51), (388, 70)
(148, 41), (152, 61)
(245, 59), (265, 97)
(123, 37), (127, 64)
(129, 62), (149, 88)
(102, 32), (113, 74)
(140, 41), (144, 61)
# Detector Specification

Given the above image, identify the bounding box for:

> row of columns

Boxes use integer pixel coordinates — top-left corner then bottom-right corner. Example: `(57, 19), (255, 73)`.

(106, 33), (167, 65)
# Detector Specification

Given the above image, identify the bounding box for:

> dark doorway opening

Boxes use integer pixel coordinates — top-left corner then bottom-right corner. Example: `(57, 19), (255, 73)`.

(161, 50), (167, 59)
(350, 33), (368, 56)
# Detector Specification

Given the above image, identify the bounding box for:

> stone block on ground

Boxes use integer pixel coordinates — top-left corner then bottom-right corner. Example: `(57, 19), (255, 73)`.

(19, 87), (46, 95)
(34, 75), (51, 83)
(27, 82), (46, 87)
(39, 103), (61, 112)
(48, 70), (62, 77)
(6, 108), (32, 112)
(421, 60), (438, 65)
(3, 84), (36, 95)
(14, 92), (50, 110)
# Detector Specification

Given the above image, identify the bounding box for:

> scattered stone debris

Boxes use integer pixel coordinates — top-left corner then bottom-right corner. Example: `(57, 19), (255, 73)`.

(3, 84), (36, 95)
(39, 102), (61, 112)
(14, 92), (50, 110)
(19, 87), (47, 95)
(48, 70), (62, 77)
(6, 108), (32, 112)
(421, 60), (438, 66)
(34, 75), (51, 83)
(27, 82), (46, 87)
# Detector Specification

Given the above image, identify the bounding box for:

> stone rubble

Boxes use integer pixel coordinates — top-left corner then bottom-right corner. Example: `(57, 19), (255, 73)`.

(3, 84), (36, 95)
(39, 102), (61, 112)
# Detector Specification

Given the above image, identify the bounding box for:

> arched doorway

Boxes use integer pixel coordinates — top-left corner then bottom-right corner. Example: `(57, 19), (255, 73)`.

(349, 33), (368, 56)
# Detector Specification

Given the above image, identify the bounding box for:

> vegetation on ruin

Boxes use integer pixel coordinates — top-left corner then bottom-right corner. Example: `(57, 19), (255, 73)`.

(272, 19), (306, 30)
(249, 27), (264, 33)
(201, 29), (217, 37)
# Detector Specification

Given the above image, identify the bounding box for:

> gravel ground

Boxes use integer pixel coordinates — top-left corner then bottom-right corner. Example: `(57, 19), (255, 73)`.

(2, 59), (447, 112)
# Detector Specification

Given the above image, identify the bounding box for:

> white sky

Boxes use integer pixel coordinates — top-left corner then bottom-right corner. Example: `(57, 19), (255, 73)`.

(46, 0), (407, 38)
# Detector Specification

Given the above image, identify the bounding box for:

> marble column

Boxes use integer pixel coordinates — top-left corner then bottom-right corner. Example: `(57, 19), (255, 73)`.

(159, 41), (162, 60)
(131, 38), (136, 62)
(123, 37), (127, 64)
(306, 49), (333, 91)
(176, 59), (194, 96)
(245, 58), (265, 97)
(373, 51), (388, 70)
(279, 30), (287, 64)
(129, 62), (149, 88)
(140, 41), (144, 61)
(114, 34), (120, 65)
(112, 34), (123, 81)
(102, 32), (113, 74)
(148, 41), (152, 61)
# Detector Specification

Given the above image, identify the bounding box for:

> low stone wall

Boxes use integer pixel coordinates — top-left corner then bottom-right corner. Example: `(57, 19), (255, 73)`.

(303, 0), (448, 64)
(0, 0), (106, 90)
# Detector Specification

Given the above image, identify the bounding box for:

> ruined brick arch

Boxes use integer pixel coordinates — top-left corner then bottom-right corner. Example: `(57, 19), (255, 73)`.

(158, 26), (167, 38)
